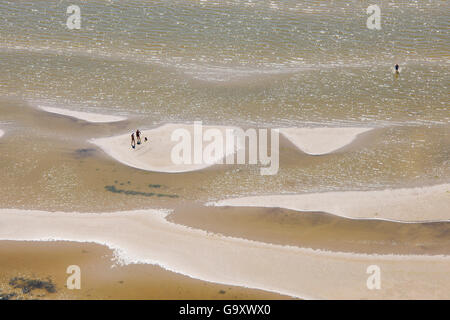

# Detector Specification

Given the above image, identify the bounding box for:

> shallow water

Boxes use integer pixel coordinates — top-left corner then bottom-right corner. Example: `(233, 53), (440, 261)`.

(0, 2), (449, 299)
(0, 1), (448, 207)
(0, 0), (448, 125)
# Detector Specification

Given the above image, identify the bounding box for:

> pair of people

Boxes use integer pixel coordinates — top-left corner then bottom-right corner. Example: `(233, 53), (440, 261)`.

(131, 129), (145, 148)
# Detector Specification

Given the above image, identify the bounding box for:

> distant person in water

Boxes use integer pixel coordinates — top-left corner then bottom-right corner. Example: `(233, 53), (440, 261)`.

(131, 132), (136, 149)
(136, 129), (141, 145)
(393, 64), (400, 79)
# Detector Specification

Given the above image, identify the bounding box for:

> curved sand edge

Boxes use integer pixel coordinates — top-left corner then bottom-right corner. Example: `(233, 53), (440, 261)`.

(279, 127), (373, 155)
(90, 123), (242, 173)
(0, 208), (449, 299)
(210, 184), (450, 223)
(38, 106), (126, 123)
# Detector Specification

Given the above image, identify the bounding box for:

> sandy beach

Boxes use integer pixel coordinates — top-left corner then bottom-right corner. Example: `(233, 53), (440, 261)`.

(0, 129), (4, 138)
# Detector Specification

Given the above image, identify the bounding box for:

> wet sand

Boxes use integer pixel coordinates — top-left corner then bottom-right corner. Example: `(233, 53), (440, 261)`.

(0, 100), (449, 299)
(1, 209), (449, 299)
(1, 0), (449, 301)
(167, 205), (450, 255)
(0, 240), (288, 300)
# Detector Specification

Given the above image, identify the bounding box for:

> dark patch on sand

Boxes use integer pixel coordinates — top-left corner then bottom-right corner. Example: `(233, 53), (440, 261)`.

(73, 148), (97, 158)
(104, 185), (178, 198)
(8, 277), (56, 296)
(0, 291), (17, 300)
(148, 184), (162, 189)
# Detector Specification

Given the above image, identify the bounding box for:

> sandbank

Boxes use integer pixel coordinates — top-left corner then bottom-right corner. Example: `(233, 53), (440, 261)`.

(279, 127), (373, 155)
(210, 184), (450, 222)
(90, 123), (242, 173)
(38, 106), (126, 123)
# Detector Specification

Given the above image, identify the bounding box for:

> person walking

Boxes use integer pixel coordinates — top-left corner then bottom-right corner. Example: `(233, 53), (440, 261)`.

(131, 132), (136, 149)
(136, 129), (141, 145)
